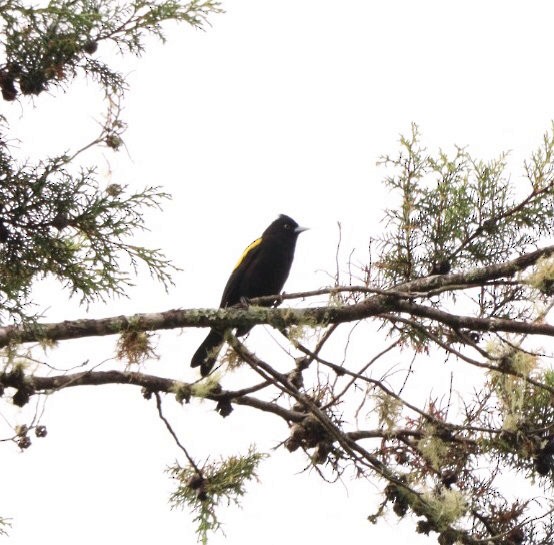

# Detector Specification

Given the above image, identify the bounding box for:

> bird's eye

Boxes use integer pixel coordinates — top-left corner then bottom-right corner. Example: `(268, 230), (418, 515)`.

(283, 223), (290, 230)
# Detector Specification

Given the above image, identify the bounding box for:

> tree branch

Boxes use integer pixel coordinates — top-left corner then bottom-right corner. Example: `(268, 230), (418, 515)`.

(0, 244), (551, 348)
(0, 368), (305, 423)
(394, 300), (554, 337)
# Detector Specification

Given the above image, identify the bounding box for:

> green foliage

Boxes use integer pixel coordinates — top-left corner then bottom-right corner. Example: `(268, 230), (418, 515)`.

(0, 0), (222, 321)
(0, 0), (221, 99)
(0, 139), (175, 318)
(375, 123), (554, 350)
(377, 123), (554, 284)
(168, 447), (267, 544)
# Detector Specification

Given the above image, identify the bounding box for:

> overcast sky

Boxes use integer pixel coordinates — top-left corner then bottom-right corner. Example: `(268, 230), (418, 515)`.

(3, 1), (554, 544)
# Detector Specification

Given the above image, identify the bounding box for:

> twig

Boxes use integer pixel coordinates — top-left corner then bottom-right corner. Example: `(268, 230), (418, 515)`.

(154, 392), (200, 474)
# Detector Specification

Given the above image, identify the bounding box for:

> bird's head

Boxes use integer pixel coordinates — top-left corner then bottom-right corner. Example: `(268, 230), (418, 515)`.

(264, 214), (308, 239)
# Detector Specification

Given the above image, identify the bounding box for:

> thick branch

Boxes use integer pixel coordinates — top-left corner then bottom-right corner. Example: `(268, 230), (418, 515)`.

(0, 244), (551, 347)
(395, 300), (554, 337)
(0, 369), (304, 422)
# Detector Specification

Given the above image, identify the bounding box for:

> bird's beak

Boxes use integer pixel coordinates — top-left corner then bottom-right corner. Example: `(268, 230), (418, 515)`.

(295, 225), (309, 234)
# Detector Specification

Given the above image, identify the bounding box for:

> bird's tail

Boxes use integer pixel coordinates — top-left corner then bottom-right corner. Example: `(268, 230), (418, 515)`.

(190, 329), (224, 376)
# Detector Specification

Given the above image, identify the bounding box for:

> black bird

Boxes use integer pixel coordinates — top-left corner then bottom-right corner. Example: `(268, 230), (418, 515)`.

(191, 214), (307, 376)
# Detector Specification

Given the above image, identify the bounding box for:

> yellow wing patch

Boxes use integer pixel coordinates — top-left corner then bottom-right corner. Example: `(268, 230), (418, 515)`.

(233, 238), (262, 270)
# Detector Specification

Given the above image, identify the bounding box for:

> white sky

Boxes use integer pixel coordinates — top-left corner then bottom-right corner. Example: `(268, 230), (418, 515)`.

(3, 1), (554, 544)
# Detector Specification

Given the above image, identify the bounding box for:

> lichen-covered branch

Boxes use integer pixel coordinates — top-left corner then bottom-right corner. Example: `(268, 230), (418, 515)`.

(0, 243), (551, 348)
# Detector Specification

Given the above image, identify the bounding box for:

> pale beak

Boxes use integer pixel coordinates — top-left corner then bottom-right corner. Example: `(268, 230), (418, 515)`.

(295, 225), (309, 234)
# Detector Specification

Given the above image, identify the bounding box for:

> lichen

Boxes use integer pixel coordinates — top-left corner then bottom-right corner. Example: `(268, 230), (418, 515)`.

(525, 256), (554, 295)
(375, 391), (402, 431)
(511, 350), (538, 376)
(168, 382), (192, 404)
(417, 430), (451, 471)
(486, 340), (540, 429)
(421, 488), (468, 530)
(189, 375), (221, 399)
(220, 346), (242, 372)
(116, 330), (157, 365)
(286, 325), (309, 347)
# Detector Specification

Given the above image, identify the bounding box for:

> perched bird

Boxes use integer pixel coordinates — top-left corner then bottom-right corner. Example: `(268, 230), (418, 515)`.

(191, 214), (307, 376)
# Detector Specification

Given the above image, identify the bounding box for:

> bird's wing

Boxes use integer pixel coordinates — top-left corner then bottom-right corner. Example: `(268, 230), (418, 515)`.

(219, 237), (263, 307)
